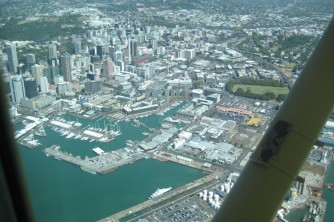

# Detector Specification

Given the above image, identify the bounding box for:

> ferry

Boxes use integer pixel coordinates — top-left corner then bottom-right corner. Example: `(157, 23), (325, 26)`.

(149, 187), (172, 199)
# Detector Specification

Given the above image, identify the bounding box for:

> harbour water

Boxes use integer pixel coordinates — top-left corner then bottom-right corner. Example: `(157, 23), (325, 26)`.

(17, 103), (205, 222)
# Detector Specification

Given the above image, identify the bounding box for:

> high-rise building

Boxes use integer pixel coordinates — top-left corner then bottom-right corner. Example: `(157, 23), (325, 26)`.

(24, 78), (38, 98)
(48, 43), (57, 59)
(43, 66), (52, 84)
(39, 76), (49, 93)
(26, 54), (36, 69)
(109, 46), (116, 60)
(0, 51), (6, 70)
(60, 53), (72, 82)
(103, 58), (113, 78)
(115, 51), (123, 61)
(51, 66), (60, 84)
(10, 75), (26, 104)
(81, 55), (90, 71)
(31, 64), (44, 84)
(130, 38), (138, 57)
(6, 44), (18, 73)
(74, 40), (82, 55)
(17, 63), (26, 75)
(96, 45), (103, 58)
(152, 39), (158, 51)
(115, 60), (124, 71)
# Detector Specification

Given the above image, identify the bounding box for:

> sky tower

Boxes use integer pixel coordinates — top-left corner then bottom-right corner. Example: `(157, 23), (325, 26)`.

(126, 0), (132, 64)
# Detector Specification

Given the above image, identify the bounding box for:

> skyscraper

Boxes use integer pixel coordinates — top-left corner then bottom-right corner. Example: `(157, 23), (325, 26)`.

(26, 53), (36, 69)
(103, 58), (113, 78)
(39, 76), (49, 93)
(10, 75), (26, 104)
(48, 43), (57, 59)
(31, 64), (44, 84)
(60, 53), (72, 82)
(130, 38), (138, 57)
(6, 44), (18, 73)
(152, 39), (158, 51)
(96, 45), (103, 58)
(74, 40), (82, 55)
(24, 78), (38, 99)
(0, 51), (6, 70)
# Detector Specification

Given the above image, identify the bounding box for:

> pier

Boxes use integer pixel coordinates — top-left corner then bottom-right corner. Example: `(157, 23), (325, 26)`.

(43, 145), (146, 174)
(98, 173), (219, 222)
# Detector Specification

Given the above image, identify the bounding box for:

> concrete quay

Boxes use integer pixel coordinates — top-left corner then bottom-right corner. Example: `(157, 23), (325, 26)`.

(43, 145), (146, 174)
(98, 173), (219, 222)
(152, 152), (217, 173)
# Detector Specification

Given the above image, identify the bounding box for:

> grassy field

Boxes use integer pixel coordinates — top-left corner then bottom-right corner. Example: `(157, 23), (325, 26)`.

(233, 84), (289, 95)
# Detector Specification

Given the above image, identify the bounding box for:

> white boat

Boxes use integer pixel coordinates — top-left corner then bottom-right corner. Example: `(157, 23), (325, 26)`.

(66, 132), (75, 139)
(149, 187), (172, 199)
(165, 117), (181, 123)
(74, 122), (82, 127)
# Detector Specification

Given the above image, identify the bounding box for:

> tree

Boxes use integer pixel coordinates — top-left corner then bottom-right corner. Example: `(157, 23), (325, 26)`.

(193, 81), (205, 89)
(277, 94), (287, 102)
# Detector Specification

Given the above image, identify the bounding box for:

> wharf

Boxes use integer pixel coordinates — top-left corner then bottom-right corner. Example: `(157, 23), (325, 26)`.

(98, 173), (219, 222)
(153, 152), (216, 173)
(43, 145), (146, 174)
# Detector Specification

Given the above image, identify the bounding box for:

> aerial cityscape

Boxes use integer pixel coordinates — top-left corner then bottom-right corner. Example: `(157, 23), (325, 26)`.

(0, 0), (334, 221)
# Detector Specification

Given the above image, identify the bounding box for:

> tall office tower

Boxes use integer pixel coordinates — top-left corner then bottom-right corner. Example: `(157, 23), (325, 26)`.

(128, 38), (132, 63)
(48, 43), (57, 59)
(115, 60), (124, 71)
(103, 58), (113, 78)
(26, 53), (36, 68)
(109, 46), (116, 60)
(115, 51), (123, 62)
(10, 75), (26, 104)
(0, 51), (6, 70)
(75, 54), (82, 70)
(17, 63), (26, 75)
(96, 45), (103, 58)
(43, 66), (52, 84)
(6, 44), (18, 73)
(82, 55), (90, 72)
(24, 78), (38, 98)
(31, 64), (44, 84)
(60, 52), (72, 82)
(51, 65), (60, 76)
(130, 38), (138, 57)
(74, 40), (82, 55)
(152, 39), (158, 51)
(39, 76), (49, 93)
(89, 47), (96, 56)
